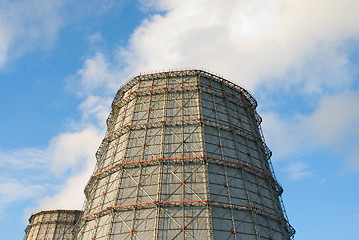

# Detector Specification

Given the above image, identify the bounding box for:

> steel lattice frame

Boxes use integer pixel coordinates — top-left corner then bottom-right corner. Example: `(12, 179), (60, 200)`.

(73, 70), (295, 240)
(24, 210), (81, 240)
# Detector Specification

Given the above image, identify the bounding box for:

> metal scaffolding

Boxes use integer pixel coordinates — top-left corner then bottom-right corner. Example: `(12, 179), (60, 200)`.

(72, 69), (294, 239)
(24, 210), (81, 240)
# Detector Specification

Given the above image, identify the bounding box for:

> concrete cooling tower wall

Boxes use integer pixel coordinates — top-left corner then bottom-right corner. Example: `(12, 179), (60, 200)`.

(72, 70), (294, 240)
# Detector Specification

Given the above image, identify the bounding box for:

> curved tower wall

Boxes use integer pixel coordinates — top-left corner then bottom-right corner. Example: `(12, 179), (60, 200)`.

(74, 70), (294, 239)
(24, 209), (81, 240)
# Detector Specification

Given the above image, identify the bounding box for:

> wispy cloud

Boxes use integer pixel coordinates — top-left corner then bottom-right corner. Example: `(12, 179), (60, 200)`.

(262, 91), (359, 171)
(0, 0), (124, 69)
(30, 160), (94, 212)
(0, 177), (43, 216)
(0, 148), (47, 172)
(283, 162), (312, 181)
(0, 126), (102, 214)
(66, 52), (125, 96)
(0, 0), (65, 68)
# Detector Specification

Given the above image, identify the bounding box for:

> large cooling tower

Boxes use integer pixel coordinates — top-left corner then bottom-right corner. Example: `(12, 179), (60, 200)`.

(24, 209), (81, 240)
(73, 70), (294, 239)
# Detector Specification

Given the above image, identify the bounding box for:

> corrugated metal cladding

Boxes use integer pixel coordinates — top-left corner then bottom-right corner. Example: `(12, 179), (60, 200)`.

(24, 210), (81, 240)
(73, 70), (295, 240)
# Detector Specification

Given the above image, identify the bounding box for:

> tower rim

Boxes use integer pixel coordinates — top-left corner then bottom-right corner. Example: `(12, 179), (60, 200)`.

(112, 69), (257, 110)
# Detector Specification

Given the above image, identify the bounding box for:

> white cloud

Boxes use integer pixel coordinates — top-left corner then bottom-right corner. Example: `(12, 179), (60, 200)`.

(0, 177), (43, 216)
(262, 91), (359, 172)
(79, 95), (112, 128)
(260, 112), (303, 158)
(117, 0), (359, 92)
(0, 0), (125, 69)
(0, 125), (102, 215)
(35, 161), (94, 211)
(345, 147), (359, 172)
(317, 178), (327, 184)
(34, 126), (100, 211)
(0, 0), (64, 68)
(89, 32), (103, 46)
(0, 149), (47, 215)
(48, 127), (102, 176)
(66, 51), (130, 97)
(283, 162), (311, 181)
(76, 53), (116, 92)
(0, 148), (47, 172)
(305, 92), (359, 145)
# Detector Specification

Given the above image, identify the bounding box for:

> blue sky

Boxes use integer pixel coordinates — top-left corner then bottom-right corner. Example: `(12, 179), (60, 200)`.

(1, 0), (359, 239)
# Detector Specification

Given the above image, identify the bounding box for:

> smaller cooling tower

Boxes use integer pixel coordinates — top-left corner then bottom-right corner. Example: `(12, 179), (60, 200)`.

(24, 209), (81, 240)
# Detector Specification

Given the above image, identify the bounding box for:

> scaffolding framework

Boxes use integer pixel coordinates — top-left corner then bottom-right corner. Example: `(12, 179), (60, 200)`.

(74, 70), (294, 239)
(24, 210), (81, 240)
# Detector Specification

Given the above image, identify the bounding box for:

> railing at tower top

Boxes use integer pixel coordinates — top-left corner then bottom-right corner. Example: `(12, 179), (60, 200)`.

(107, 69), (260, 128)
(110, 69), (258, 109)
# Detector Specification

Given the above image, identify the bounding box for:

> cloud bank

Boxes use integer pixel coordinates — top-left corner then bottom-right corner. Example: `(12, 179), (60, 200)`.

(121, 0), (359, 93)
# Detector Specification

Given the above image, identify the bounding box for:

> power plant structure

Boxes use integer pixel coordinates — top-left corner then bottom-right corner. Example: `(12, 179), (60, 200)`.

(24, 210), (81, 240)
(25, 69), (295, 240)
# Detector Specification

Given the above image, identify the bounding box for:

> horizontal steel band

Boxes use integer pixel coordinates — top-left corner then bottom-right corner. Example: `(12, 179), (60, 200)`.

(105, 118), (201, 140)
(84, 156), (204, 195)
(26, 220), (76, 228)
(74, 203), (295, 238)
(115, 84), (199, 107)
(200, 85), (252, 108)
(84, 156), (282, 198)
(76, 200), (286, 229)
(202, 118), (261, 141)
(101, 118), (263, 151)
(97, 118), (271, 163)
(113, 84), (252, 112)
(97, 118), (202, 160)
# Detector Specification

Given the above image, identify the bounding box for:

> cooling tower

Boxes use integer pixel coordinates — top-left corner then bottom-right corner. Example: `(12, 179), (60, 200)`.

(24, 209), (81, 240)
(73, 70), (295, 239)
